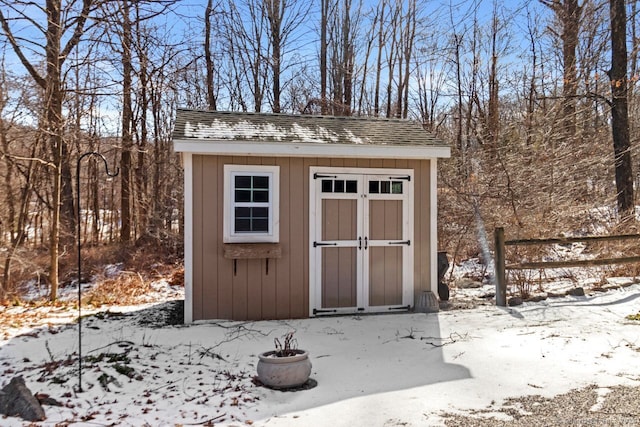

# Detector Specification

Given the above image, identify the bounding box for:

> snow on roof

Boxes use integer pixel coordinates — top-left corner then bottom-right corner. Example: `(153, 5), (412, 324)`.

(173, 108), (446, 147)
(184, 119), (288, 141)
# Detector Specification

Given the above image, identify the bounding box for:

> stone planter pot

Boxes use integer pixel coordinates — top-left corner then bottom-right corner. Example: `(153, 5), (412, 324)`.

(257, 349), (312, 389)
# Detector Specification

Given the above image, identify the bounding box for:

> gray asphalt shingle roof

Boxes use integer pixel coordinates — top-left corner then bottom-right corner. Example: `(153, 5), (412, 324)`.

(173, 108), (447, 147)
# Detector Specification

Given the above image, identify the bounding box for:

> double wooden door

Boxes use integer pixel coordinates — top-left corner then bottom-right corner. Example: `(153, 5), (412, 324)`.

(311, 168), (413, 315)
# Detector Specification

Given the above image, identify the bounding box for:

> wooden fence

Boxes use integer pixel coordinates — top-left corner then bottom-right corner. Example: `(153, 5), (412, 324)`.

(494, 227), (640, 306)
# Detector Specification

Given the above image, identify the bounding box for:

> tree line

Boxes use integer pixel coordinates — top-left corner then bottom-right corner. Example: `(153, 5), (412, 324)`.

(0, 0), (638, 299)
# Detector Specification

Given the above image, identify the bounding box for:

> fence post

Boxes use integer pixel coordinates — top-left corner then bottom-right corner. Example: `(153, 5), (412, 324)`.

(494, 227), (506, 306)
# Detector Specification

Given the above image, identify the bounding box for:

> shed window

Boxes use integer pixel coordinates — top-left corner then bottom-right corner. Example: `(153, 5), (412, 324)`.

(224, 165), (279, 243)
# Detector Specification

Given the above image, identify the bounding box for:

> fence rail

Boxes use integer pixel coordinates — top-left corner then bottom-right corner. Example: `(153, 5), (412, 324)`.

(494, 227), (640, 306)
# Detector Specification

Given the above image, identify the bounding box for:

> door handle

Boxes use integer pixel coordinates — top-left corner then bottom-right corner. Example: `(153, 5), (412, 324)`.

(364, 237), (368, 249)
(359, 237), (362, 250)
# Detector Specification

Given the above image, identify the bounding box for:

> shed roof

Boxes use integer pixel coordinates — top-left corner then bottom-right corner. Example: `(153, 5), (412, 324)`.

(173, 109), (450, 159)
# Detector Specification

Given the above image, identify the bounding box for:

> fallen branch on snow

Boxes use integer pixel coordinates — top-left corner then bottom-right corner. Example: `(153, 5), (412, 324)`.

(420, 332), (469, 347)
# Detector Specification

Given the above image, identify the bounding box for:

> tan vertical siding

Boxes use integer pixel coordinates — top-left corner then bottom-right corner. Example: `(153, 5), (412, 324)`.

(246, 259), (263, 320)
(288, 158), (306, 318)
(217, 156), (234, 319)
(274, 157), (291, 318)
(232, 259), (248, 319)
(409, 159), (421, 301)
(343, 158), (358, 168)
(409, 159), (432, 296)
(201, 156), (218, 319)
(192, 155), (204, 320)
(299, 158), (316, 318)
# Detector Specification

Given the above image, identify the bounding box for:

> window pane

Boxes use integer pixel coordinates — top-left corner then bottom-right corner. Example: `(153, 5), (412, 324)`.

(253, 175), (269, 189)
(252, 207), (269, 218)
(369, 181), (379, 194)
(253, 189), (269, 203)
(322, 179), (333, 193)
(334, 180), (345, 193)
(381, 181), (390, 193)
(346, 180), (357, 193)
(235, 175), (251, 188)
(253, 219), (269, 232)
(392, 181), (403, 194)
(235, 189), (251, 202)
(235, 218), (251, 232)
(235, 207), (251, 218)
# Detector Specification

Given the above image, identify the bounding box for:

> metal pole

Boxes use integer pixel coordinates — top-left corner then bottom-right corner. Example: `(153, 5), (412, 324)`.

(76, 152), (118, 392)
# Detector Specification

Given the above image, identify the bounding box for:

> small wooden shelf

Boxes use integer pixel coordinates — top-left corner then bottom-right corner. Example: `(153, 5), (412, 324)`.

(223, 243), (282, 259)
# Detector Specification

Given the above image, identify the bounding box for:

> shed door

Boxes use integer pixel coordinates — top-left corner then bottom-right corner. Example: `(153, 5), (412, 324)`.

(311, 169), (413, 315)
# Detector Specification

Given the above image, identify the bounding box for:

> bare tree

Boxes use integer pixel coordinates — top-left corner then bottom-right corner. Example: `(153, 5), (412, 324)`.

(608, 0), (633, 214)
(320, 0), (331, 114)
(541, 0), (582, 138)
(204, 0), (218, 111)
(223, 0), (268, 111)
(0, 0), (97, 299)
(373, 0), (388, 116)
(265, 0), (310, 113)
(324, 0), (359, 116)
(119, 0), (134, 242)
(524, 6), (542, 146)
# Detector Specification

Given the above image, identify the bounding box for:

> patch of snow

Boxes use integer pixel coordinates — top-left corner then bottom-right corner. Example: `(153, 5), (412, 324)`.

(344, 130), (368, 145)
(184, 120), (288, 141)
(104, 263), (124, 277)
(289, 123), (339, 143)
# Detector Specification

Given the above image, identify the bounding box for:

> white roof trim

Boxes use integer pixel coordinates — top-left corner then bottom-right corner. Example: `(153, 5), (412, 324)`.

(173, 139), (451, 159)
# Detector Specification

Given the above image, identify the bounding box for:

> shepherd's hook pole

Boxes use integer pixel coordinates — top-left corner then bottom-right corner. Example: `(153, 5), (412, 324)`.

(76, 152), (118, 393)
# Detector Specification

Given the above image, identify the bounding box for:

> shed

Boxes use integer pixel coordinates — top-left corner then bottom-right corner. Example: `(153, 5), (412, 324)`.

(173, 108), (450, 322)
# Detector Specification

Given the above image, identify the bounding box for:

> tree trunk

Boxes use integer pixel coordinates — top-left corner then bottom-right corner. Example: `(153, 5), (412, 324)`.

(120, 0), (133, 242)
(561, 0), (580, 138)
(608, 0), (634, 215)
(46, 0), (64, 300)
(134, 5), (149, 239)
(267, 0), (282, 113)
(373, 1), (385, 116)
(487, 5), (500, 145)
(320, 0), (328, 114)
(205, 0), (217, 111)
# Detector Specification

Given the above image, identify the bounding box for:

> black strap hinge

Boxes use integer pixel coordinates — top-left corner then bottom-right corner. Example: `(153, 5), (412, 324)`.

(314, 241), (338, 248)
(389, 240), (411, 246)
(388, 305), (411, 311)
(313, 308), (338, 315)
(314, 173), (338, 179)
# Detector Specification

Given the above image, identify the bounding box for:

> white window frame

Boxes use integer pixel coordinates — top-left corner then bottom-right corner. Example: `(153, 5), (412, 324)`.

(223, 164), (279, 243)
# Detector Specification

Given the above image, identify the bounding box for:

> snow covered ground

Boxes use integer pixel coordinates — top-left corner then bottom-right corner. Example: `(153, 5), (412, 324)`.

(1, 262), (640, 426)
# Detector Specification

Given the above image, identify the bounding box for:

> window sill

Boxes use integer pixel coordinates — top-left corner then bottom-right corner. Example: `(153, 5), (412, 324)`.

(223, 243), (282, 259)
